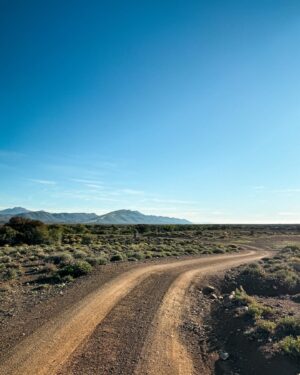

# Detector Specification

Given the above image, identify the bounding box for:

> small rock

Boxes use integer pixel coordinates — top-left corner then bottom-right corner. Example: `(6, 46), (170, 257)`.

(210, 293), (218, 300)
(203, 285), (216, 295)
(219, 351), (229, 360)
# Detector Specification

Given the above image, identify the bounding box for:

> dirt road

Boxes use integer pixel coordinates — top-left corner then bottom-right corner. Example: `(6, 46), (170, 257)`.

(0, 249), (267, 375)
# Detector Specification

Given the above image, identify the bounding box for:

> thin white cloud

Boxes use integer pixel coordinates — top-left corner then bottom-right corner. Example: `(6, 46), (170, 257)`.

(85, 183), (104, 189)
(71, 178), (103, 185)
(120, 189), (144, 195)
(272, 188), (300, 194)
(29, 179), (57, 185)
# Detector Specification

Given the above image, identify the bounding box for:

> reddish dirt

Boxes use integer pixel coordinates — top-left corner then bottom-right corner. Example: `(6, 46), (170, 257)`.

(0, 250), (267, 375)
(181, 275), (300, 375)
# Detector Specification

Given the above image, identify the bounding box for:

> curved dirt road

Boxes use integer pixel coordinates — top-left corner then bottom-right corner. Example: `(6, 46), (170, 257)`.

(0, 249), (267, 375)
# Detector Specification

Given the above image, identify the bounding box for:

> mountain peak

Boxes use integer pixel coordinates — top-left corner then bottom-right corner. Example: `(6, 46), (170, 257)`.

(0, 207), (31, 215)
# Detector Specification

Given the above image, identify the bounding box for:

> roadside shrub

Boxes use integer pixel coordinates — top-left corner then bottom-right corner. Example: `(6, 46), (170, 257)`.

(213, 248), (225, 254)
(130, 252), (144, 260)
(230, 247), (300, 296)
(185, 248), (197, 255)
(256, 319), (276, 334)
(2, 268), (18, 280)
(277, 317), (300, 336)
(278, 336), (300, 357)
(96, 257), (108, 265)
(73, 250), (87, 259)
(155, 252), (167, 258)
(47, 252), (73, 265)
(61, 274), (74, 282)
(110, 253), (124, 262)
(41, 263), (58, 274)
(85, 256), (107, 266)
(0, 255), (12, 263)
(235, 287), (274, 319)
(248, 302), (274, 320)
(85, 257), (98, 266)
(58, 260), (92, 278)
(291, 294), (300, 303)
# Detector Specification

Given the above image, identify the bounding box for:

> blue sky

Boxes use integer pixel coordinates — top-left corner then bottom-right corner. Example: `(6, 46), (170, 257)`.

(1, 0), (300, 223)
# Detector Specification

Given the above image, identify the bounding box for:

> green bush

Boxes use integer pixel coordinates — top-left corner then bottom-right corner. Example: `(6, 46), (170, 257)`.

(231, 247), (300, 295)
(213, 248), (225, 254)
(81, 234), (95, 245)
(2, 268), (18, 280)
(110, 253), (124, 262)
(0, 255), (12, 263)
(0, 226), (19, 245)
(85, 257), (98, 266)
(96, 257), (108, 265)
(277, 317), (300, 336)
(58, 260), (92, 278)
(278, 336), (300, 357)
(73, 250), (87, 259)
(0, 217), (63, 245)
(130, 252), (144, 260)
(256, 319), (276, 334)
(235, 287), (274, 319)
(47, 252), (73, 265)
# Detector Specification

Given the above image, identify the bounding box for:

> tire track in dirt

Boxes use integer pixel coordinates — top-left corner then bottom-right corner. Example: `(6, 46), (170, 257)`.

(57, 250), (266, 375)
(134, 250), (268, 375)
(0, 250), (265, 375)
(57, 272), (178, 375)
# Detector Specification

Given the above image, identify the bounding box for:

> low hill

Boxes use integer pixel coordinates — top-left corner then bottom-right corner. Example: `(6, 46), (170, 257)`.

(0, 207), (191, 225)
(93, 209), (191, 225)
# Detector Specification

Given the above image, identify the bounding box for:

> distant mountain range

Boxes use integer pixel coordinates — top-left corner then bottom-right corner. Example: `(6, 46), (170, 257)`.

(0, 207), (191, 225)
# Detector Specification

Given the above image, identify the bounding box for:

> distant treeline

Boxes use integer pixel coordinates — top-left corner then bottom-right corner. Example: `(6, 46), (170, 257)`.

(1, 217), (300, 246)
(0, 218), (203, 245)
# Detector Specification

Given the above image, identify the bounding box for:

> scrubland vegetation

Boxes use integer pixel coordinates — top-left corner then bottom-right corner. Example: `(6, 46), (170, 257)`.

(231, 246), (300, 295)
(213, 246), (300, 369)
(1, 219), (300, 373)
(0, 218), (245, 285)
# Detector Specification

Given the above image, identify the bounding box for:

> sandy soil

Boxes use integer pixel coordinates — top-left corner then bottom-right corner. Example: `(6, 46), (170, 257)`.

(0, 249), (267, 375)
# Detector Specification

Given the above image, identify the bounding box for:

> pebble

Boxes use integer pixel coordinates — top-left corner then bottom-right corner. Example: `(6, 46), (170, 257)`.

(219, 350), (229, 360)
